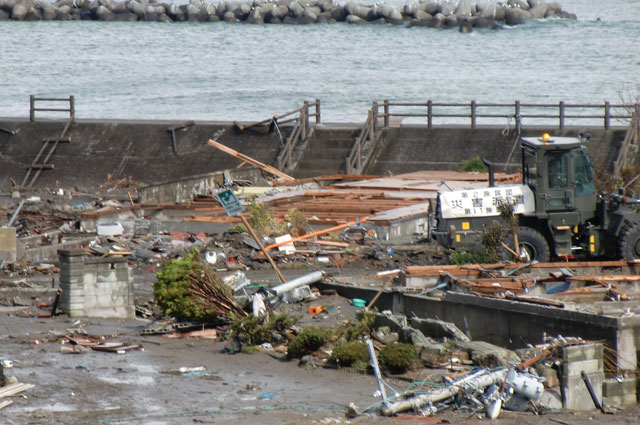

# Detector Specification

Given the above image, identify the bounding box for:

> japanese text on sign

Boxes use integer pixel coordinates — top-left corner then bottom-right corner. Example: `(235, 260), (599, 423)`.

(440, 185), (535, 219)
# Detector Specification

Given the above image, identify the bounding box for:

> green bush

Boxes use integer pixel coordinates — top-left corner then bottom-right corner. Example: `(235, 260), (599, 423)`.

(153, 250), (205, 320)
(449, 248), (494, 265)
(378, 343), (418, 374)
(230, 312), (299, 346)
(329, 341), (370, 368)
(461, 156), (488, 172)
(336, 311), (375, 342)
(287, 327), (333, 359)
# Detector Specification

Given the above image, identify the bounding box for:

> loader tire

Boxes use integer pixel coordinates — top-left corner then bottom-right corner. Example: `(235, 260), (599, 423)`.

(619, 223), (640, 261)
(501, 227), (550, 263)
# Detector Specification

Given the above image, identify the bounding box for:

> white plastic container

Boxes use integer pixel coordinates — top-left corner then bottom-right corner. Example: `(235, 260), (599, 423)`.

(505, 368), (544, 401)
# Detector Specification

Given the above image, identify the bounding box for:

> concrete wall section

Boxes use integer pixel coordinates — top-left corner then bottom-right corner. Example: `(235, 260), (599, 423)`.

(365, 126), (626, 176)
(58, 249), (134, 319)
(138, 167), (267, 204)
(0, 119), (286, 188)
(317, 282), (632, 355)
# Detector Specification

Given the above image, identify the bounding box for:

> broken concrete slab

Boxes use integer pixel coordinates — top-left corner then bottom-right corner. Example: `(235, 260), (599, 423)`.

(0, 227), (17, 263)
(455, 340), (520, 368)
(409, 316), (470, 341)
(561, 371), (604, 411)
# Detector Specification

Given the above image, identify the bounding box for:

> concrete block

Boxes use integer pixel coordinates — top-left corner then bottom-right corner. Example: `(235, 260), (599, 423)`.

(97, 222), (124, 236)
(603, 393), (637, 409)
(562, 359), (603, 377)
(602, 378), (636, 397)
(562, 343), (604, 362)
(0, 227), (17, 263)
(562, 371), (604, 411)
(455, 340), (520, 368)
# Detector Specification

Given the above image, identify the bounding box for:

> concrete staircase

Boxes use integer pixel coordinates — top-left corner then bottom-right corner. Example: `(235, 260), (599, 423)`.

(292, 125), (359, 178)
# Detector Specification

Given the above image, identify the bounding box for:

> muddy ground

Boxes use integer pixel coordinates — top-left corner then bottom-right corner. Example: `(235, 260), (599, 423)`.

(2, 189), (640, 424)
(3, 308), (640, 425)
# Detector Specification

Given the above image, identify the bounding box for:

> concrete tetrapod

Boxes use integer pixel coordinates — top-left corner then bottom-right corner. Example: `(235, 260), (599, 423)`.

(379, 368), (508, 416)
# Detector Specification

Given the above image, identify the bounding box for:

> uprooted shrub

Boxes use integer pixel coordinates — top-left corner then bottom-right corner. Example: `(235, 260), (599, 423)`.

(153, 249), (246, 321)
(328, 341), (370, 369)
(285, 207), (309, 237)
(335, 311), (375, 342)
(287, 326), (333, 359)
(229, 312), (299, 346)
(229, 196), (287, 238)
(378, 342), (419, 374)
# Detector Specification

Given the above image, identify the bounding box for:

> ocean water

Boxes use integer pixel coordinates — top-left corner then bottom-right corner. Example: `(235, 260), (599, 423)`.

(0, 0), (638, 123)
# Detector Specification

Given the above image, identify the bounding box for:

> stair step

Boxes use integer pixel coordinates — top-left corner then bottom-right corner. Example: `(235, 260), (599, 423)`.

(26, 164), (55, 170)
(42, 137), (70, 143)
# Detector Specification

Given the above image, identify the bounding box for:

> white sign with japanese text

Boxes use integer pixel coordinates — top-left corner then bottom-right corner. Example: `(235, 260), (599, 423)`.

(440, 184), (535, 219)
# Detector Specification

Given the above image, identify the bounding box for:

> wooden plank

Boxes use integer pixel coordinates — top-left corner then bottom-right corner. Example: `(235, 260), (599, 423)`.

(207, 139), (294, 182)
(0, 382), (35, 399)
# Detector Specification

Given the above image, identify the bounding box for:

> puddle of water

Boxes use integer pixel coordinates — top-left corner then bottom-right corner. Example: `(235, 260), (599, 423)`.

(97, 375), (155, 385)
(14, 402), (75, 413)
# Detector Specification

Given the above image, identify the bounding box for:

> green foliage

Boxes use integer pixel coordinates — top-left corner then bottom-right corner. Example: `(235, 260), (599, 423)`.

(285, 208), (309, 237)
(241, 345), (262, 354)
(228, 223), (246, 233)
(153, 250), (206, 320)
(378, 343), (418, 374)
(336, 311), (375, 342)
(461, 156), (488, 173)
(287, 326), (333, 359)
(247, 199), (286, 238)
(449, 248), (494, 265)
(230, 312), (299, 346)
(329, 341), (370, 368)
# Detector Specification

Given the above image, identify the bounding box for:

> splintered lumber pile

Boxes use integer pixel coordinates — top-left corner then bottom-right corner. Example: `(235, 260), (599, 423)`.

(410, 260), (640, 307)
(188, 267), (248, 318)
(0, 382), (36, 410)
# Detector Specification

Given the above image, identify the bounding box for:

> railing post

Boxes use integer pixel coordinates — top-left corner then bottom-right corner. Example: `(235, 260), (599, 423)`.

(303, 100), (309, 137)
(315, 98), (320, 124)
(383, 99), (389, 128)
(427, 100), (433, 129)
(30, 95), (35, 122)
(371, 101), (377, 140)
(604, 101), (610, 130)
(514, 100), (521, 122)
(70, 95), (75, 122)
(559, 100), (565, 129)
(470, 100), (477, 129)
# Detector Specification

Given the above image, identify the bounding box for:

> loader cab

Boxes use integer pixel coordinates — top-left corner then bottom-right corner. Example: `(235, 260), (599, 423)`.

(521, 135), (597, 219)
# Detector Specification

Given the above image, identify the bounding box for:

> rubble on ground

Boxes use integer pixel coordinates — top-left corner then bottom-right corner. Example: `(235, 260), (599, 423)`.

(1, 170), (640, 421)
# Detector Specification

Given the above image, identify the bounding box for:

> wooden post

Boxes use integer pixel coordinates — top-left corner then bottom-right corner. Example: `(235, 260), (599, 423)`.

(239, 214), (286, 284)
(70, 95), (75, 122)
(559, 101), (565, 129)
(369, 103), (375, 138)
(470, 100), (477, 129)
(30, 95), (35, 122)
(315, 98), (321, 123)
(383, 99), (390, 127)
(427, 100), (433, 129)
(303, 100), (309, 137)
(604, 101), (610, 130)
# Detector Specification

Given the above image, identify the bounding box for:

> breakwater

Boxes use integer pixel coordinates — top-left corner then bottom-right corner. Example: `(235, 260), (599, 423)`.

(0, 0), (576, 28)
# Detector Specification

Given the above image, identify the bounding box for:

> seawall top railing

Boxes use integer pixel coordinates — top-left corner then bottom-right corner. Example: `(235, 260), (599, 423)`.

(376, 100), (639, 130)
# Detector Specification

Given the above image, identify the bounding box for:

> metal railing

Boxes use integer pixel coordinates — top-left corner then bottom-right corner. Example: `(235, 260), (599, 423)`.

(30, 95), (75, 122)
(345, 101), (378, 174)
(376, 100), (638, 130)
(276, 99), (320, 170)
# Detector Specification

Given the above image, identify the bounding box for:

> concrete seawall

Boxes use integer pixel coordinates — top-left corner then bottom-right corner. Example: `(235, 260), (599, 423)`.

(0, 117), (628, 189)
